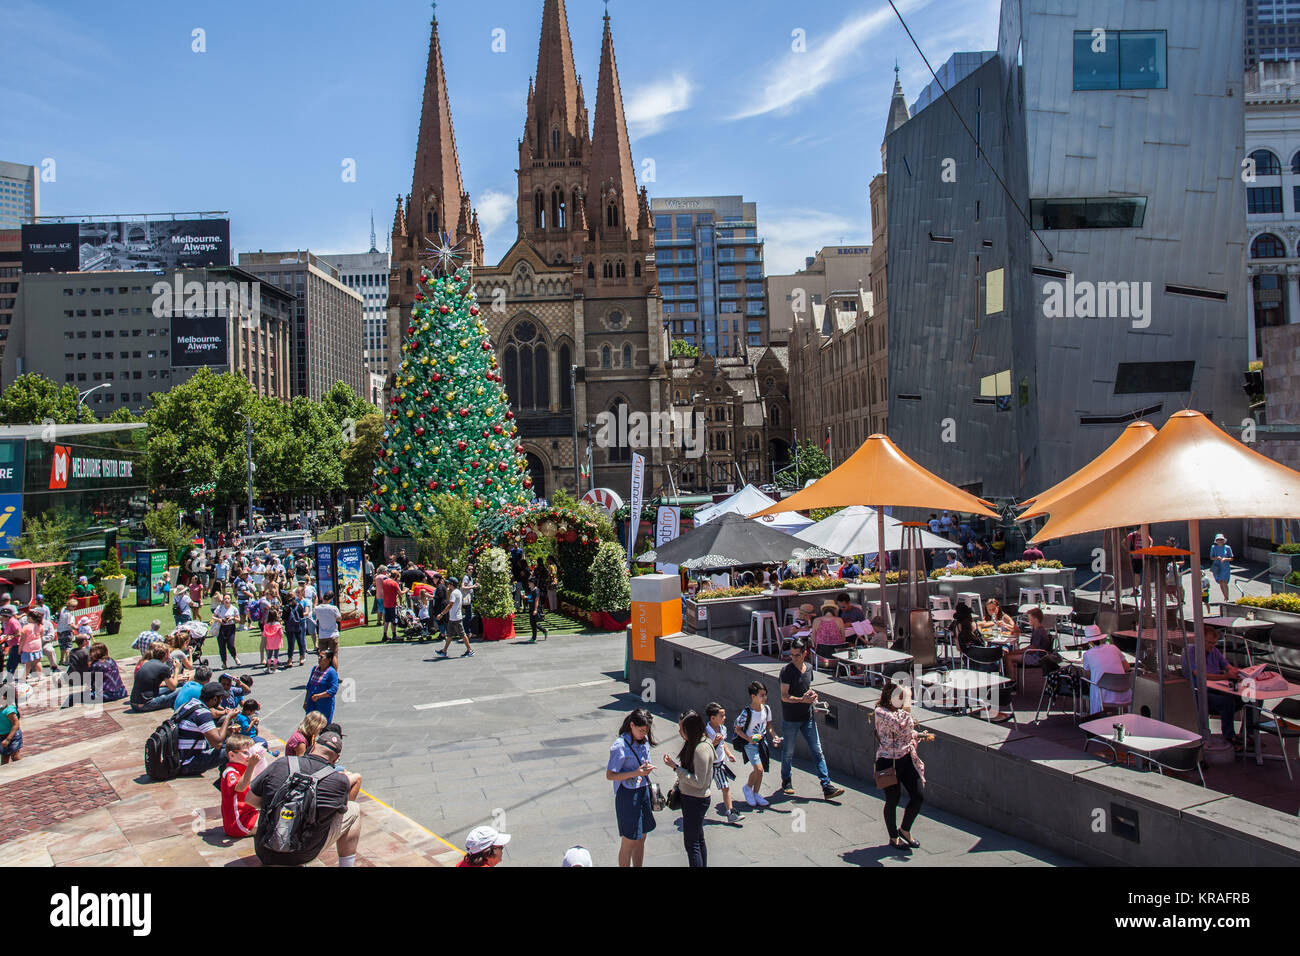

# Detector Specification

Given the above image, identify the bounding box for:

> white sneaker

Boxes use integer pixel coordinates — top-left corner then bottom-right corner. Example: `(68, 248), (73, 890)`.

(742, 784), (757, 807)
(753, 791), (770, 807)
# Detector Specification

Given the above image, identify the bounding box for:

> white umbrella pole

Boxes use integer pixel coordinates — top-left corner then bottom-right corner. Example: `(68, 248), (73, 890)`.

(876, 507), (891, 637)
(1189, 518), (1210, 738)
(1111, 528), (1122, 620)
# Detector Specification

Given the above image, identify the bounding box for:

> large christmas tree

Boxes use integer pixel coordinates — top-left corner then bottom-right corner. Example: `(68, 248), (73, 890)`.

(366, 262), (533, 537)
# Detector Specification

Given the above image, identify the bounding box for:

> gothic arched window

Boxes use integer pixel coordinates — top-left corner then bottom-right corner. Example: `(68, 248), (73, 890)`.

(615, 260), (626, 278)
(607, 204), (619, 228)
(587, 262), (595, 279)
(602, 260), (613, 279)
(535, 192), (545, 229)
(503, 320), (550, 411)
(622, 344), (632, 367)
(634, 260), (642, 278)
(601, 345), (612, 369)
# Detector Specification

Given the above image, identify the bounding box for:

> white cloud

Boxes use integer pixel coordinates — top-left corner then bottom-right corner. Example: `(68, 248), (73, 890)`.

(476, 189), (516, 239)
(625, 74), (694, 139)
(731, 0), (931, 121)
(762, 209), (871, 276)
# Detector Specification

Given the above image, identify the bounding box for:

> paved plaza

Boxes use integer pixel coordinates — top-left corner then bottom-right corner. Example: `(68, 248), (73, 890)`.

(240, 629), (1073, 867)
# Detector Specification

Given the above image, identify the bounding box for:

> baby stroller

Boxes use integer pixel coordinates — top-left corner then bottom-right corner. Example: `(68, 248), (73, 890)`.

(396, 606), (427, 642)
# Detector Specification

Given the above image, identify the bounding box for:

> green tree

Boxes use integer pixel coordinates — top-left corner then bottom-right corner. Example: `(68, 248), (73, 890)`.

(261, 395), (344, 497)
(368, 265), (531, 535)
(589, 541), (630, 613)
(475, 546), (515, 619)
(670, 338), (700, 358)
(10, 512), (73, 564)
(342, 413), (384, 497)
(144, 502), (196, 566)
(412, 494), (477, 579)
(777, 439), (833, 490)
(320, 381), (371, 434)
(104, 406), (142, 424)
(0, 373), (96, 425)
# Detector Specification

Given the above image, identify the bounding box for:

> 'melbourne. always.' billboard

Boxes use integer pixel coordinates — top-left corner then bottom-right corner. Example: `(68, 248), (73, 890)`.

(21, 218), (231, 273)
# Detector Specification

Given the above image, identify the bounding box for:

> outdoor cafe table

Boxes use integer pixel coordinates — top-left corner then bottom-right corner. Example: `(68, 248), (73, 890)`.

(1207, 676), (1300, 767)
(832, 647), (912, 686)
(1202, 616), (1276, 667)
(922, 668), (1011, 718)
(1080, 713), (1201, 769)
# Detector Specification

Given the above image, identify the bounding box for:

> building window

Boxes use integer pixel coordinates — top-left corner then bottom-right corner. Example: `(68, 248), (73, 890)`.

(587, 262), (595, 279)
(503, 320), (549, 411)
(602, 260), (613, 279)
(1250, 149), (1282, 176)
(1252, 233), (1286, 258)
(558, 344), (572, 408)
(1253, 273), (1288, 356)
(535, 191), (545, 229)
(634, 260), (641, 278)
(608, 400), (631, 462)
(1113, 361), (1195, 394)
(1248, 187), (1284, 214)
(1031, 197), (1147, 229)
(1291, 151), (1300, 175)
(1072, 30), (1166, 90)
(607, 204), (619, 228)
(622, 344), (632, 367)
(615, 260), (626, 278)
(601, 345), (611, 369)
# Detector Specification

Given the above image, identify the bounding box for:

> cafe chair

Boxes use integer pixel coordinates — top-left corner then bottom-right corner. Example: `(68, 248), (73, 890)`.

(1034, 663), (1083, 723)
(928, 595), (952, 612)
(963, 644), (1004, 674)
(1144, 743), (1207, 788)
(1255, 699), (1300, 781)
(783, 607), (801, 628)
(956, 593), (983, 619)
(1018, 587), (1046, 607)
(1080, 672), (1133, 716)
(811, 641), (850, 674)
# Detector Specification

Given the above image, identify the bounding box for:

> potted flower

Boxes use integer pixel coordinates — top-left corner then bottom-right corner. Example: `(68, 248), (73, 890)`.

(589, 541), (631, 631)
(476, 547), (516, 641)
(97, 548), (128, 601)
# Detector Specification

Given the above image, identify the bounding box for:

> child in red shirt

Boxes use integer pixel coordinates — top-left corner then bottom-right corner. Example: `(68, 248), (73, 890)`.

(220, 735), (261, 838)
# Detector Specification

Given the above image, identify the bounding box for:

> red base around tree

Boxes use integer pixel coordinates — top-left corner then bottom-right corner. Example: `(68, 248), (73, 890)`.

(481, 615), (515, 641)
(594, 611), (631, 632)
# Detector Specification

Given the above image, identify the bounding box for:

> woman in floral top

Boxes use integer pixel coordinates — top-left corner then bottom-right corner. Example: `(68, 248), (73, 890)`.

(874, 681), (933, 850)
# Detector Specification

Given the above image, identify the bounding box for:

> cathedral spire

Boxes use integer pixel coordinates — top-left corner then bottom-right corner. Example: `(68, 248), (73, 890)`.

(527, 0), (582, 157)
(588, 10), (639, 239)
(411, 12), (476, 258)
(881, 67), (910, 170)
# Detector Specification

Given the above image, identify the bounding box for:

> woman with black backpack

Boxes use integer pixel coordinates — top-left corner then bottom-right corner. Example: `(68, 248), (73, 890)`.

(662, 709), (714, 867)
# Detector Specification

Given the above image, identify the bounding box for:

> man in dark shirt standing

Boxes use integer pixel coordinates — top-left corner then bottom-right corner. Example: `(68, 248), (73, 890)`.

(777, 639), (844, 800)
(247, 731), (362, 867)
(431, 573), (449, 642)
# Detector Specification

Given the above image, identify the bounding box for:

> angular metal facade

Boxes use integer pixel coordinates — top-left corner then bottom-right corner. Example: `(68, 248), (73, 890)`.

(889, 0), (1248, 558)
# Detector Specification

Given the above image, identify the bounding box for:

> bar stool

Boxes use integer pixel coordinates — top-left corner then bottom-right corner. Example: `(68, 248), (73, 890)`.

(1018, 587), (1046, 607)
(783, 607), (800, 627)
(956, 593), (983, 619)
(867, 600), (882, 618)
(928, 595), (952, 611)
(748, 611), (779, 657)
(1042, 584), (1067, 605)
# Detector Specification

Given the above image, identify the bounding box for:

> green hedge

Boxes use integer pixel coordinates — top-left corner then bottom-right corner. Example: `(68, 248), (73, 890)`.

(1238, 594), (1300, 613)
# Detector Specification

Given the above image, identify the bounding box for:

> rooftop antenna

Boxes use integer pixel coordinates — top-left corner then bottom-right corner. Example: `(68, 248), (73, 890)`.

(369, 210), (377, 254)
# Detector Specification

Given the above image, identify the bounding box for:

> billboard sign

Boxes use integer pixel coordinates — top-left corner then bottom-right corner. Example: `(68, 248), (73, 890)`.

(21, 218), (231, 273)
(315, 543), (335, 601)
(335, 542), (368, 631)
(0, 494), (22, 551)
(20, 223), (79, 272)
(170, 313), (229, 368)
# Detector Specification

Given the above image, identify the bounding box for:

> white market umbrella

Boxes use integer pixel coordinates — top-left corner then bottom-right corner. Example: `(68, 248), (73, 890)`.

(795, 505), (959, 555)
(694, 484), (813, 534)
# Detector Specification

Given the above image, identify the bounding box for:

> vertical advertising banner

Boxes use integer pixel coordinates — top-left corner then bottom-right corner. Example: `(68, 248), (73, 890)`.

(0, 494), (22, 552)
(335, 542), (368, 631)
(654, 505), (680, 576)
(315, 543), (335, 601)
(627, 452), (646, 566)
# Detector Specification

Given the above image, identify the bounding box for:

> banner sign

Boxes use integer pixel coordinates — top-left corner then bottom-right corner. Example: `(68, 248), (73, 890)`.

(627, 453), (646, 565)
(334, 542), (368, 631)
(21, 218), (231, 273)
(655, 505), (680, 575)
(0, 494), (22, 551)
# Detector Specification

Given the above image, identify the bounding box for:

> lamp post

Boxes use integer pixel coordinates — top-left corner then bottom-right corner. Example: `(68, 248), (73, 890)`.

(77, 383), (110, 411)
(570, 364), (580, 494)
(238, 412), (255, 529)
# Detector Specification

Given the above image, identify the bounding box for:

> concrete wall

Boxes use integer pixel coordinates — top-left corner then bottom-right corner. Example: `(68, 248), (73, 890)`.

(629, 630), (1300, 866)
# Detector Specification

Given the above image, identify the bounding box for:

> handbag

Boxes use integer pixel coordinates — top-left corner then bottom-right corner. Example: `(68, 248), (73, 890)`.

(873, 761), (899, 789)
(665, 782), (682, 811)
(647, 779), (667, 812)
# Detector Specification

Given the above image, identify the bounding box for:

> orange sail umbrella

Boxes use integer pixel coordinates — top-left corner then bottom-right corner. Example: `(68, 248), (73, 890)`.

(750, 434), (998, 518)
(1018, 420), (1157, 518)
(751, 434), (997, 635)
(1029, 410), (1300, 737)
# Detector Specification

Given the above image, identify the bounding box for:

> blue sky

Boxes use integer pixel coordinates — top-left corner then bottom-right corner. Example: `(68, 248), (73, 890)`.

(1, 0), (999, 274)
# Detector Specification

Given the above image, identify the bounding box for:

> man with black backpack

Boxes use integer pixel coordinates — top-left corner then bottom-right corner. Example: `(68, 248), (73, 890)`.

(247, 730), (361, 867)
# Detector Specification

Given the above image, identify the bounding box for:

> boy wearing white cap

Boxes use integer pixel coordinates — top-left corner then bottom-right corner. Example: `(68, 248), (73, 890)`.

(457, 825), (510, 867)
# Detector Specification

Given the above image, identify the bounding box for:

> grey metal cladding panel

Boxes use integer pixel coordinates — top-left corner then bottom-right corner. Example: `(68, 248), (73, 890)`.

(1020, 0), (1247, 498)
(888, 57), (1020, 494)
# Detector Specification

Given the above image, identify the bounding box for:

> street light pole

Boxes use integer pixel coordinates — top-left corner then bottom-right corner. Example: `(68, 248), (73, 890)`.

(570, 364), (580, 494)
(77, 383), (110, 411)
(239, 413), (255, 529)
